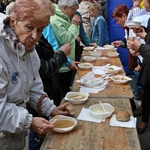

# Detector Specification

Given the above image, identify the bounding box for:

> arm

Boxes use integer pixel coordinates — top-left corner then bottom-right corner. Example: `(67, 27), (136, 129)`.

(97, 17), (109, 46)
(51, 18), (79, 46)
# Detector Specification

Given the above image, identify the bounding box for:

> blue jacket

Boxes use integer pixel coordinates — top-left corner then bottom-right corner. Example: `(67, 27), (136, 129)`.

(90, 14), (109, 46)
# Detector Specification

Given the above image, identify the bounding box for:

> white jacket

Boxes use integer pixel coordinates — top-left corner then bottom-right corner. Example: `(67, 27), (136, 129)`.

(0, 13), (56, 144)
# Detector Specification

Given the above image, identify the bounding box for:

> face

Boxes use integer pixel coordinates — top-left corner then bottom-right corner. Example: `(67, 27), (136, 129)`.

(114, 14), (127, 27)
(88, 9), (97, 17)
(64, 5), (78, 18)
(10, 16), (49, 51)
(144, 0), (150, 12)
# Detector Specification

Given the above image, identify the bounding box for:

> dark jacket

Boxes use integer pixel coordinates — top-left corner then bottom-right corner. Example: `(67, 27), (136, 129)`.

(36, 34), (67, 106)
(138, 18), (150, 89)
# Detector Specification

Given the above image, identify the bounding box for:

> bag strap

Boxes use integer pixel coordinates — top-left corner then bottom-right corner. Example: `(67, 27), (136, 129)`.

(37, 94), (48, 117)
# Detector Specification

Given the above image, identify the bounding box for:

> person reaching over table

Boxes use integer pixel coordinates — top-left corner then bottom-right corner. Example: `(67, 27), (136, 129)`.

(50, 0), (81, 97)
(88, 2), (109, 47)
(127, 0), (150, 134)
(0, 0), (71, 149)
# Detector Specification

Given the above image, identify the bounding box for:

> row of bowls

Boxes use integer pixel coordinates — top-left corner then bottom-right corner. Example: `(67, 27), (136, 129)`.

(64, 91), (115, 119)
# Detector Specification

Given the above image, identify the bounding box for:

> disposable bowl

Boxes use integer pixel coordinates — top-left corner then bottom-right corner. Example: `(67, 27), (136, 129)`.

(111, 75), (132, 84)
(89, 103), (115, 119)
(51, 115), (77, 133)
(83, 56), (96, 62)
(64, 92), (89, 104)
(78, 63), (93, 70)
(83, 46), (95, 51)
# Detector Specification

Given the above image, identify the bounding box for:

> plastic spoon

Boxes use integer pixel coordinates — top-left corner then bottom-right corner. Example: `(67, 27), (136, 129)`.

(99, 100), (108, 113)
(120, 73), (125, 81)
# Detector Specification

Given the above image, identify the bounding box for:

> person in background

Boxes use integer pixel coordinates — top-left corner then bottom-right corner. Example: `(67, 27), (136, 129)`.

(0, 0), (7, 13)
(111, 3), (150, 117)
(127, 0), (150, 134)
(77, 0), (93, 39)
(88, 2), (109, 46)
(0, 0), (71, 149)
(5, 0), (15, 15)
(50, 0), (81, 97)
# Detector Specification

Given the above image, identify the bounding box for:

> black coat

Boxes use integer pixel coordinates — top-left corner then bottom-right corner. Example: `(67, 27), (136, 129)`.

(138, 18), (150, 89)
(36, 35), (67, 106)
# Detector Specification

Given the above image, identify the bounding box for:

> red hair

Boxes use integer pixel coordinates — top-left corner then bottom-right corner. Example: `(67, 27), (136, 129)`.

(112, 4), (129, 18)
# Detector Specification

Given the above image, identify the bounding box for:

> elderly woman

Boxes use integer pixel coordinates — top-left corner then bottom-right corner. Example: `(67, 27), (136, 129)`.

(50, 0), (81, 97)
(0, 0), (71, 149)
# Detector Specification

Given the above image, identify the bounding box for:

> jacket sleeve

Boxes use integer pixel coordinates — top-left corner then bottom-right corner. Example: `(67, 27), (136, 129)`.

(39, 50), (67, 78)
(51, 18), (79, 46)
(76, 11), (91, 46)
(139, 43), (150, 64)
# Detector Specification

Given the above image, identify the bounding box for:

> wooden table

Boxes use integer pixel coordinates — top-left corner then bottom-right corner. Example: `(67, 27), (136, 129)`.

(72, 50), (134, 99)
(40, 98), (141, 150)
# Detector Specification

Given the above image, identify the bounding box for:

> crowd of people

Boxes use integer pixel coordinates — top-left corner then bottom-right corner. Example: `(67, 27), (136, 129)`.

(0, 0), (150, 149)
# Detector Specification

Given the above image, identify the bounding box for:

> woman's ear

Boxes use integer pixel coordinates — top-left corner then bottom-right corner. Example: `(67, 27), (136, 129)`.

(62, 6), (67, 13)
(9, 16), (15, 30)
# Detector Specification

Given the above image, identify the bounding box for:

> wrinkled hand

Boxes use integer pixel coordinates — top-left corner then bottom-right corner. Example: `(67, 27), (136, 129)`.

(60, 43), (71, 56)
(31, 117), (55, 135)
(111, 40), (123, 48)
(71, 14), (81, 26)
(69, 61), (79, 70)
(90, 43), (97, 48)
(129, 49), (140, 56)
(127, 39), (141, 52)
(51, 102), (70, 116)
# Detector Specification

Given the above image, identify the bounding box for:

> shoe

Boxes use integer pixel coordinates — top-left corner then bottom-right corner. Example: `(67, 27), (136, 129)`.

(133, 107), (142, 117)
(137, 122), (147, 134)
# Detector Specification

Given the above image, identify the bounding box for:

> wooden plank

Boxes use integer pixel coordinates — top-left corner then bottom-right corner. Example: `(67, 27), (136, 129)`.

(40, 98), (141, 150)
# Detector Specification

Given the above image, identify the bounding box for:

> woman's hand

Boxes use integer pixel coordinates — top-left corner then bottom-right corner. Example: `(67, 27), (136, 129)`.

(69, 61), (79, 70)
(71, 14), (81, 26)
(60, 43), (71, 56)
(51, 102), (70, 116)
(133, 26), (147, 39)
(89, 43), (97, 48)
(31, 117), (55, 134)
(111, 40), (123, 48)
(127, 39), (141, 52)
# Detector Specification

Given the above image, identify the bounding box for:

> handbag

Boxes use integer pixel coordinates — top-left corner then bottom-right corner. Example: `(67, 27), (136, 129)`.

(128, 51), (137, 71)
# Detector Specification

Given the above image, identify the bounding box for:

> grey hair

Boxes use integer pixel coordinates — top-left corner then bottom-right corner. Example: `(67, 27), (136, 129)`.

(58, 0), (79, 7)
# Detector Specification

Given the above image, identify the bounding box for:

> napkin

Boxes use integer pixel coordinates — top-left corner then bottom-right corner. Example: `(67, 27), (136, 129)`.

(110, 114), (137, 128)
(79, 81), (107, 93)
(77, 108), (105, 123)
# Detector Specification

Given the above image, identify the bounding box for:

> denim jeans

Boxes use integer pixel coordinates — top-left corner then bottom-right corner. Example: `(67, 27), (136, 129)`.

(134, 71), (142, 98)
(28, 130), (44, 150)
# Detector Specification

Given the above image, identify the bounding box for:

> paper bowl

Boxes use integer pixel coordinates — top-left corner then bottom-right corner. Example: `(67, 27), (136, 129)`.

(64, 92), (89, 104)
(78, 63), (92, 70)
(106, 65), (123, 74)
(89, 103), (115, 119)
(84, 78), (104, 87)
(83, 56), (96, 62)
(51, 115), (77, 133)
(111, 75), (132, 84)
(104, 44), (115, 49)
(83, 46), (94, 51)
(107, 52), (119, 58)
(125, 20), (141, 28)
(95, 47), (106, 50)
(88, 51), (102, 57)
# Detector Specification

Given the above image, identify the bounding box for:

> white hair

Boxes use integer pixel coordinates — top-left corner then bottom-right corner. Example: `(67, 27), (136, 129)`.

(58, 0), (79, 7)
